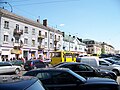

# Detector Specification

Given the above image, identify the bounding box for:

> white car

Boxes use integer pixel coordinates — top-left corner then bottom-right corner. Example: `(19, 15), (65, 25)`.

(0, 62), (21, 74)
(80, 56), (120, 75)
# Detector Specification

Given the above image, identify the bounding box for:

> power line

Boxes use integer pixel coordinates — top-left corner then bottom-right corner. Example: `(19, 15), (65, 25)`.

(10, 0), (81, 7)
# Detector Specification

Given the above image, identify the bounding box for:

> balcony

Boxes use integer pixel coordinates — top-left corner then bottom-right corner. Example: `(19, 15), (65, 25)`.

(38, 45), (45, 50)
(13, 29), (23, 37)
(13, 42), (23, 49)
(38, 34), (45, 39)
(54, 38), (59, 42)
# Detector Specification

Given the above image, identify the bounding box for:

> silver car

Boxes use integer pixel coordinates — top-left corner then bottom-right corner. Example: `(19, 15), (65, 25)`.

(0, 62), (21, 74)
(80, 56), (120, 75)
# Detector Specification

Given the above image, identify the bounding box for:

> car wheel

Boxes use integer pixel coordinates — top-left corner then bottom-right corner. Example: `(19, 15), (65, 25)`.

(112, 70), (119, 75)
(15, 69), (20, 74)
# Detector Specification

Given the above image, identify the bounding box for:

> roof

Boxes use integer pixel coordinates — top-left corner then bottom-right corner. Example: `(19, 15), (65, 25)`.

(63, 34), (74, 43)
(0, 8), (63, 35)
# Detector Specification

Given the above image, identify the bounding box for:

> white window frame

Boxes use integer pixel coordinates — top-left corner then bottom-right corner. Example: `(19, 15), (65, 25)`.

(3, 35), (8, 42)
(4, 21), (9, 29)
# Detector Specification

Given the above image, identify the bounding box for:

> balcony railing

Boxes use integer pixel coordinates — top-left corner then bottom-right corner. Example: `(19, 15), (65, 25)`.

(54, 38), (59, 42)
(13, 29), (23, 36)
(38, 45), (45, 49)
(13, 42), (23, 49)
(38, 34), (45, 39)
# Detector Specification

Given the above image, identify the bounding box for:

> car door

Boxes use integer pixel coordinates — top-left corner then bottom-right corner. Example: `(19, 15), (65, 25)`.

(50, 71), (79, 90)
(98, 60), (113, 70)
(0, 63), (6, 74)
(0, 62), (12, 74)
(5, 63), (14, 73)
(36, 71), (79, 90)
(75, 64), (97, 77)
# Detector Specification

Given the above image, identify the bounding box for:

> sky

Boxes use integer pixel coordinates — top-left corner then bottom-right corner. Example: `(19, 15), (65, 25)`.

(1, 0), (120, 50)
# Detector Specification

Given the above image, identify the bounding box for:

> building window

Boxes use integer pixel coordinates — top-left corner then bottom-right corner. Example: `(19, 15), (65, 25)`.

(45, 42), (47, 47)
(24, 38), (28, 44)
(16, 24), (19, 30)
(32, 40), (35, 46)
(58, 36), (60, 41)
(24, 26), (28, 33)
(39, 30), (41, 36)
(32, 28), (35, 35)
(50, 43), (52, 48)
(55, 35), (56, 39)
(50, 33), (52, 39)
(4, 35), (8, 42)
(58, 44), (61, 49)
(45, 32), (47, 38)
(4, 21), (9, 29)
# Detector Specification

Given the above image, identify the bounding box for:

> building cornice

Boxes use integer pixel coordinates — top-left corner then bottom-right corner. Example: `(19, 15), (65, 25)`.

(0, 8), (63, 35)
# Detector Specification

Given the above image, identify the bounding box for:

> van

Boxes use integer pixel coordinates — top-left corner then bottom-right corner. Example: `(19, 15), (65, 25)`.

(79, 56), (120, 75)
(51, 51), (76, 65)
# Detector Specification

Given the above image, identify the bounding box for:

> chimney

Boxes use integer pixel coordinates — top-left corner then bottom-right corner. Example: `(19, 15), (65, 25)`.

(73, 36), (75, 38)
(37, 19), (40, 23)
(62, 32), (65, 37)
(43, 19), (47, 27)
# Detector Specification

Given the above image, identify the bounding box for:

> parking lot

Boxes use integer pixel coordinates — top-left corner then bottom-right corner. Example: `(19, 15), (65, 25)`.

(19, 70), (120, 85)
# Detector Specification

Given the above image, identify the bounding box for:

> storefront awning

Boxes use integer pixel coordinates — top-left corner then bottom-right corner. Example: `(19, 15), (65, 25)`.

(11, 49), (22, 54)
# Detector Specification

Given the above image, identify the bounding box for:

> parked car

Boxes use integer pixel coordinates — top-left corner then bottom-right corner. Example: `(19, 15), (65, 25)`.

(52, 62), (117, 80)
(23, 68), (119, 90)
(24, 59), (46, 71)
(0, 62), (21, 74)
(10, 60), (24, 67)
(79, 56), (120, 75)
(0, 75), (45, 90)
(103, 58), (120, 65)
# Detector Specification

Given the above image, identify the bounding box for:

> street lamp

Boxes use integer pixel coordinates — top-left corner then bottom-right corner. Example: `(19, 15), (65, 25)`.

(0, 2), (13, 12)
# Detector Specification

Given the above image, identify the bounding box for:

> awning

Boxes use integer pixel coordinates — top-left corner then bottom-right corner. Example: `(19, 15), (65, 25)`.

(11, 49), (22, 54)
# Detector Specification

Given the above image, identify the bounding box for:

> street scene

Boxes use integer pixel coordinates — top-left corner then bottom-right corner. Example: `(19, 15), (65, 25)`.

(0, 0), (120, 90)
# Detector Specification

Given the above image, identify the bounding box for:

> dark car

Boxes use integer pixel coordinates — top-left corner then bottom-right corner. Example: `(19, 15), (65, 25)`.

(23, 68), (119, 90)
(0, 75), (45, 90)
(52, 62), (117, 80)
(24, 59), (46, 71)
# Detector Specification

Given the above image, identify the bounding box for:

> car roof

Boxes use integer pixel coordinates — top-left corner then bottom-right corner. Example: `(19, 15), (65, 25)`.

(28, 67), (71, 72)
(26, 59), (41, 62)
(53, 62), (86, 66)
(80, 56), (99, 59)
(0, 75), (38, 90)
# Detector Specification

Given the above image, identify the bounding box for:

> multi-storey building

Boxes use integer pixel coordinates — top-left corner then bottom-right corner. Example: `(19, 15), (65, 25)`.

(101, 42), (115, 54)
(83, 39), (115, 55)
(83, 39), (102, 55)
(0, 8), (63, 61)
(63, 32), (87, 55)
